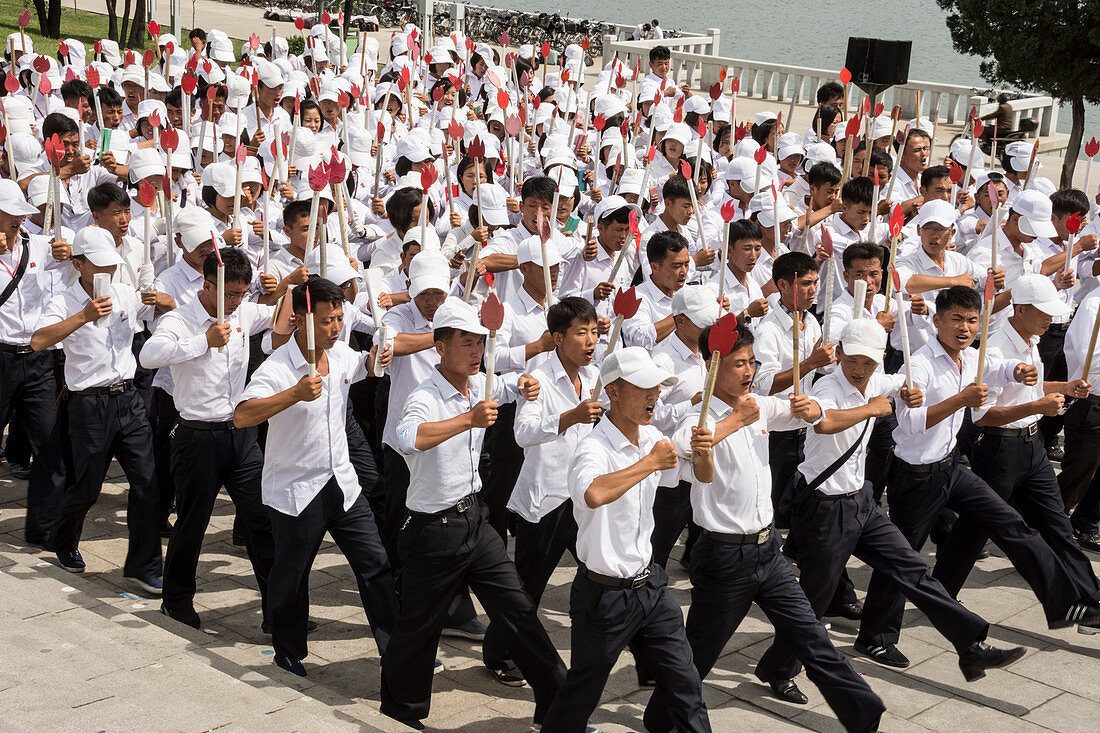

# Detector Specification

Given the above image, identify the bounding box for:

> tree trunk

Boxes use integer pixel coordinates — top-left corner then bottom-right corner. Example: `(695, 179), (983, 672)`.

(1061, 96), (1085, 189)
(47, 0), (62, 38)
(126, 0), (147, 50)
(33, 0), (49, 35)
(120, 0), (133, 46)
(106, 0), (119, 43)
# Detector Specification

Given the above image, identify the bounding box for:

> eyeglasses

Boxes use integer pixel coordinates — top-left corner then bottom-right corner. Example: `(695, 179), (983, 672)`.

(205, 281), (249, 301)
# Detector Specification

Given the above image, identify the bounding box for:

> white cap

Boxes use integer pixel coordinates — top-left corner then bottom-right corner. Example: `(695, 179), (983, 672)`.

(403, 224), (442, 251)
(517, 234), (563, 267)
(306, 245), (359, 286)
(408, 250), (451, 298)
(1011, 273), (1071, 317)
(949, 138), (986, 170)
(593, 194), (642, 223)
(840, 319), (888, 362)
(776, 132), (805, 162)
(174, 206), (219, 252)
(616, 168), (646, 197)
(396, 135), (432, 163)
(0, 179), (38, 216)
(1013, 190), (1058, 238)
(599, 346), (678, 389)
(662, 122), (692, 148)
(432, 297), (489, 336)
(476, 184), (510, 226)
(754, 111), (777, 126)
(136, 99), (168, 122)
(1004, 140), (1039, 173)
(915, 199), (957, 228)
(72, 227), (123, 267)
(201, 161), (236, 198)
(27, 175), (69, 209)
(753, 192), (798, 227)
(254, 59), (284, 88)
(128, 148), (168, 183)
(672, 284), (720, 328)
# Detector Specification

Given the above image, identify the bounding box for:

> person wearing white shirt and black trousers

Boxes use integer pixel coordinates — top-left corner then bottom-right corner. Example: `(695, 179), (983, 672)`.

(640, 323), (883, 733)
(139, 248), (277, 630)
(33, 228), (174, 593)
(932, 276), (1100, 627)
(234, 277), (396, 678)
(381, 299), (566, 730)
(857, 286), (1100, 669)
(541, 346), (710, 733)
(755, 319), (1027, 691)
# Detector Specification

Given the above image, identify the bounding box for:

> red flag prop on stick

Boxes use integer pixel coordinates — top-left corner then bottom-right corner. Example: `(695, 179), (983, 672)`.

(694, 313), (739, 462)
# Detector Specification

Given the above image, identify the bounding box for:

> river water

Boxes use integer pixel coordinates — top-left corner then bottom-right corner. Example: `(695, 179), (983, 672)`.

(460, 0), (1096, 155)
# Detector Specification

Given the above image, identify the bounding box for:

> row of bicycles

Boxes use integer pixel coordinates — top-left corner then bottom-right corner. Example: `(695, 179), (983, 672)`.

(259, 1), (682, 61)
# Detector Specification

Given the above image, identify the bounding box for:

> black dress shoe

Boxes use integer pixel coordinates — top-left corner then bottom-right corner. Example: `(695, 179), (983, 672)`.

(825, 600), (864, 621)
(488, 663), (526, 687)
(1075, 530), (1100, 554)
(958, 641), (1026, 682)
(853, 640), (910, 668)
(1046, 445), (1065, 462)
(161, 604), (201, 629)
(261, 619), (318, 635)
(755, 673), (808, 704)
(274, 654), (307, 677)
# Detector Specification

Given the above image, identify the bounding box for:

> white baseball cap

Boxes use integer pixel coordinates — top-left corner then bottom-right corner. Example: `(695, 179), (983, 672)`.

(174, 206), (219, 252)
(915, 199), (957, 228)
(432, 297), (488, 336)
(840, 319), (887, 362)
(306, 244), (359, 287)
(201, 161), (236, 198)
(1011, 273), (1071, 317)
(593, 194), (642, 223)
(599, 346), (679, 389)
(408, 250), (451, 298)
(1012, 190), (1058, 238)
(72, 227), (123, 267)
(128, 147), (168, 183)
(517, 234), (563, 267)
(672, 284), (720, 328)
(396, 135), (432, 164)
(0, 179), (39, 216)
(27, 175), (69, 209)
(476, 184), (511, 227)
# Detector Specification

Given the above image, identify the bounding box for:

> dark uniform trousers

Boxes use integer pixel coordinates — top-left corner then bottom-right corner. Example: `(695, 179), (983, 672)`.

(151, 386), (179, 527)
(934, 430), (1100, 600)
(860, 453), (1085, 649)
(481, 403), (524, 542)
(1037, 324), (1068, 449)
(345, 401), (382, 527)
(0, 348), (66, 544)
(482, 498), (578, 669)
(1057, 396), (1100, 535)
(266, 477), (397, 661)
(162, 423), (274, 616)
(651, 480), (701, 568)
(380, 501), (566, 723)
(756, 482), (988, 683)
(52, 386), (162, 579)
(642, 533), (883, 733)
(543, 563), (710, 733)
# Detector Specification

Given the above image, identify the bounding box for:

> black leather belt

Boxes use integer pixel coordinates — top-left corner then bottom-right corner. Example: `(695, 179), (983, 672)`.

(410, 493), (479, 518)
(898, 455), (954, 474)
(73, 380), (133, 396)
(178, 418), (235, 431)
(0, 342), (33, 354)
(1047, 322), (1070, 332)
(579, 563), (651, 589)
(982, 423), (1039, 438)
(775, 428), (807, 437)
(814, 488), (861, 499)
(705, 526), (772, 545)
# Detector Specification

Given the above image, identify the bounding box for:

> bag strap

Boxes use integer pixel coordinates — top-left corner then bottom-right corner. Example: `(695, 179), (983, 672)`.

(0, 234), (31, 310)
(804, 418), (872, 494)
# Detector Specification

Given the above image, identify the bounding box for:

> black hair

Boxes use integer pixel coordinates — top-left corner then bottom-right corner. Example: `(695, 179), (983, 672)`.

(521, 175), (556, 204)
(166, 87), (191, 110)
(42, 112), (79, 139)
(1050, 189), (1089, 218)
(458, 155), (493, 182)
(297, 97), (321, 120)
(904, 128), (931, 150)
(869, 148), (893, 173)
(388, 187), (431, 233)
(842, 242), (885, 270)
(283, 199), (313, 226)
(921, 164), (950, 189)
(97, 86), (123, 108)
(662, 174), (692, 203)
(841, 176), (874, 207)
(203, 246), (252, 283)
(772, 251), (818, 285)
(292, 275), (345, 314)
(727, 218), (762, 245)
(699, 322), (754, 360)
(751, 119), (778, 147)
(684, 111), (709, 132)
(713, 123), (731, 152)
(935, 284), (981, 314)
(547, 296), (598, 335)
(86, 182), (131, 213)
(817, 81), (844, 105)
(649, 46), (671, 62)
(808, 161), (842, 187)
(811, 103), (841, 136)
(201, 186), (219, 208)
(647, 230), (688, 264)
(189, 28), (207, 42)
(60, 79), (93, 107)
(599, 205), (633, 226)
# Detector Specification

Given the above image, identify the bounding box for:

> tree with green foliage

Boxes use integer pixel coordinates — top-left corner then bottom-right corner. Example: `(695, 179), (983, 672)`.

(937, 0), (1100, 187)
(31, 0), (61, 38)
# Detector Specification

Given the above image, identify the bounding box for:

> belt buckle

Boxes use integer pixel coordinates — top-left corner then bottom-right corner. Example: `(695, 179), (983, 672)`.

(455, 496), (473, 513)
(1026, 423), (1037, 436)
(108, 382), (125, 395)
(630, 568), (650, 589)
(758, 526), (771, 544)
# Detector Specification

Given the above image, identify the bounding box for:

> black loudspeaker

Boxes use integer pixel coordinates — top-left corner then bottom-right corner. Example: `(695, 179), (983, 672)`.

(844, 37), (912, 96)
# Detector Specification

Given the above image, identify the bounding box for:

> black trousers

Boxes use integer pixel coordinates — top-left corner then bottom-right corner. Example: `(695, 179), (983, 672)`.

(482, 403), (524, 542)
(151, 386), (179, 527)
(860, 455), (1085, 648)
(52, 387), (162, 579)
(758, 483), (988, 682)
(345, 401), (382, 527)
(643, 533), (883, 733)
(769, 428), (805, 527)
(934, 430), (1100, 600)
(544, 564), (711, 733)
(866, 411), (897, 503)
(1058, 397), (1100, 515)
(1070, 474), (1100, 536)
(163, 424), (274, 616)
(0, 349), (65, 544)
(381, 501), (566, 723)
(1037, 326), (1068, 448)
(483, 499), (578, 669)
(651, 480), (701, 568)
(266, 478), (396, 661)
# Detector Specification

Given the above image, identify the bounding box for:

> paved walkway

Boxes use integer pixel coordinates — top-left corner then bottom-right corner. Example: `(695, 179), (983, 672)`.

(3, 455), (1100, 731)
